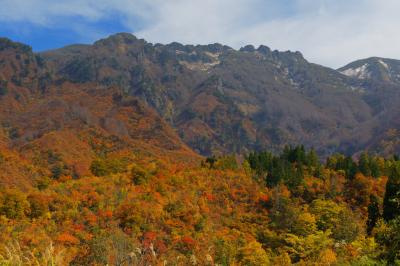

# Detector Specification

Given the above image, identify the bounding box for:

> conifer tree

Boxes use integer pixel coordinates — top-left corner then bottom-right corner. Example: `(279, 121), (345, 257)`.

(367, 194), (380, 235)
(383, 163), (400, 221)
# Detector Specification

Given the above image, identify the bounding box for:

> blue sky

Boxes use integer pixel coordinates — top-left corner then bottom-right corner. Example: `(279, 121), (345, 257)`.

(0, 0), (399, 68)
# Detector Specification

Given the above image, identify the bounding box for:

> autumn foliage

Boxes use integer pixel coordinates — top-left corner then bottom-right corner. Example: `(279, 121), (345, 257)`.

(0, 146), (399, 265)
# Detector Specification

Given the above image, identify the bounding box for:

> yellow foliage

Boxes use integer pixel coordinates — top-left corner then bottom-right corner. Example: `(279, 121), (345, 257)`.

(291, 211), (317, 236)
(238, 241), (270, 266)
(319, 248), (337, 265)
(271, 252), (292, 266)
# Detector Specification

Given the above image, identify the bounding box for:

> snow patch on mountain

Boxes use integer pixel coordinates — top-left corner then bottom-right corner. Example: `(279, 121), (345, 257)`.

(340, 64), (371, 79)
(379, 59), (389, 70)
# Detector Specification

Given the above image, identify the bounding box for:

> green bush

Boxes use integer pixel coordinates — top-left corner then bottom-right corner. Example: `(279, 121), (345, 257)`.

(90, 159), (109, 177)
(90, 158), (129, 177)
(131, 165), (149, 185)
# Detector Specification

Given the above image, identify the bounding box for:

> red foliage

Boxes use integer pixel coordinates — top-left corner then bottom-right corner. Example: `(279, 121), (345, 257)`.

(154, 239), (167, 254)
(258, 194), (269, 203)
(204, 192), (216, 202)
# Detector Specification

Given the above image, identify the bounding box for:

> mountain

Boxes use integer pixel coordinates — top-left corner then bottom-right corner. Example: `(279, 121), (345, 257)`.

(39, 33), (400, 156)
(339, 57), (400, 84)
(0, 37), (197, 188)
(0, 33), (400, 173)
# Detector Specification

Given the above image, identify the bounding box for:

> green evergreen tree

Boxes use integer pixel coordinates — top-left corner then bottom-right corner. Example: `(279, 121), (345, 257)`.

(367, 194), (380, 235)
(383, 163), (400, 221)
(369, 157), (381, 178)
(306, 148), (319, 168)
(359, 152), (371, 177)
(344, 156), (358, 179)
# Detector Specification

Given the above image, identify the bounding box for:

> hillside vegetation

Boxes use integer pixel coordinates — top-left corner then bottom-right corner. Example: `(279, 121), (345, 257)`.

(1, 35), (400, 265)
(0, 146), (400, 265)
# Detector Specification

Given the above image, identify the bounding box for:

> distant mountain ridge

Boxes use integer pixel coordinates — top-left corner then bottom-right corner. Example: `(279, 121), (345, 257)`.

(1, 33), (400, 172)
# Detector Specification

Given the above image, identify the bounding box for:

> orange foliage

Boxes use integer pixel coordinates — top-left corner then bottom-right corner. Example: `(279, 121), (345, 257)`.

(142, 231), (158, 248)
(258, 193), (270, 203)
(98, 209), (113, 219)
(84, 212), (98, 226)
(59, 175), (73, 182)
(56, 232), (79, 245)
(204, 192), (216, 202)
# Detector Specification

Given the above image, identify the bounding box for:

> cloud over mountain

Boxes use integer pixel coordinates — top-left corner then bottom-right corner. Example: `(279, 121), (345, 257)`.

(1, 0), (400, 67)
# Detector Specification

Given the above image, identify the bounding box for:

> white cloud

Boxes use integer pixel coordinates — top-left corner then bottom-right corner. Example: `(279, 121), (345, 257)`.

(0, 0), (400, 67)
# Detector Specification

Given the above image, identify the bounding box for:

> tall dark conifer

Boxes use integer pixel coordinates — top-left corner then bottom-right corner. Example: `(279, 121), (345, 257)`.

(367, 194), (380, 235)
(383, 164), (400, 221)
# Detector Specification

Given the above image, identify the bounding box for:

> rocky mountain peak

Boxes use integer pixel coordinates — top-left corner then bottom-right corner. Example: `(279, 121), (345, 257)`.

(339, 57), (400, 84)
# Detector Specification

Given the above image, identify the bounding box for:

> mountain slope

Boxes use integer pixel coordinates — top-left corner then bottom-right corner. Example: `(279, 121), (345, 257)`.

(338, 57), (400, 155)
(0, 37), (198, 188)
(40, 33), (400, 156)
(1, 33), (400, 160)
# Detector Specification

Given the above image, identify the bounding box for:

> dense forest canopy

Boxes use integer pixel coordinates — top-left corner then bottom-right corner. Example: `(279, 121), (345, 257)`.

(1, 145), (399, 265)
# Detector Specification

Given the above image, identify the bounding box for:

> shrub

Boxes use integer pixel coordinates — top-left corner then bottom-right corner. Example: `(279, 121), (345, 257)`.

(90, 159), (109, 177)
(131, 165), (149, 185)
